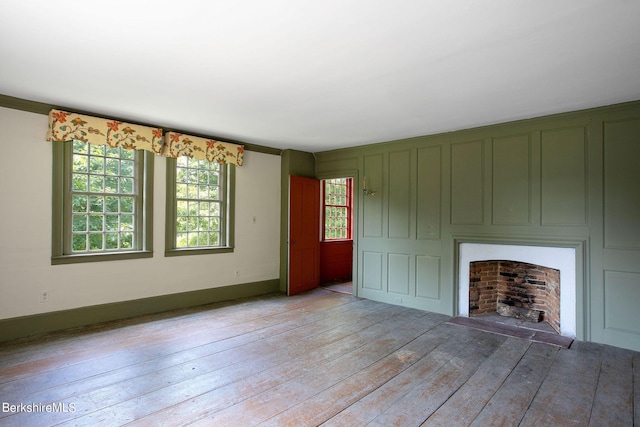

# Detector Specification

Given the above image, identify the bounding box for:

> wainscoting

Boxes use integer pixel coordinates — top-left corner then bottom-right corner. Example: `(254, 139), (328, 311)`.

(316, 100), (640, 352)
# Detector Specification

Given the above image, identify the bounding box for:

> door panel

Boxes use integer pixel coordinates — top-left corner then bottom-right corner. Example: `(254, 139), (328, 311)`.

(289, 176), (320, 295)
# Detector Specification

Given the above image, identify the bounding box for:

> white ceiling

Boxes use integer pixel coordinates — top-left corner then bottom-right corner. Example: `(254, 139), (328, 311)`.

(1, 1), (639, 152)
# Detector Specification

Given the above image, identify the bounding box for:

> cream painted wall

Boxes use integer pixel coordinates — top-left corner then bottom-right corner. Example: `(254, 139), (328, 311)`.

(0, 106), (281, 320)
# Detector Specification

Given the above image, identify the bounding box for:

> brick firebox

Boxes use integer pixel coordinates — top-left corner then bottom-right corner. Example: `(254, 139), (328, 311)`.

(469, 260), (560, 334)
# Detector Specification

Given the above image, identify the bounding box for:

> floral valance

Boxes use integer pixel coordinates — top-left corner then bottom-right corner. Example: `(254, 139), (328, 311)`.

(46, 109), (244, 166)
(46, 109), (164, 155)
(163, 132), (244, 166)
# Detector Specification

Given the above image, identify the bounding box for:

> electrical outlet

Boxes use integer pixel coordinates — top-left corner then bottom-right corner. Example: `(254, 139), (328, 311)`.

(40, 291), (49, 303)
(235, 270), (240, 277)
(251, 216), (257, 224)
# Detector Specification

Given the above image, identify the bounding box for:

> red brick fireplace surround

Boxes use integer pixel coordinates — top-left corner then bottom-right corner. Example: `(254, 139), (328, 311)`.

(469, 260), (560, 334)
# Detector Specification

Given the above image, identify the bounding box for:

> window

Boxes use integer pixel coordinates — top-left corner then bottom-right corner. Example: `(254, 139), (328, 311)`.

(322, 178), (353, 240)
(52, 141), (153, 264)
(165, 157), (235, 255)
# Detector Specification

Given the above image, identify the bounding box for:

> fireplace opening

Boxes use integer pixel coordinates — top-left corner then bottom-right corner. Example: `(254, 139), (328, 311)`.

(469, 260), (560, 334)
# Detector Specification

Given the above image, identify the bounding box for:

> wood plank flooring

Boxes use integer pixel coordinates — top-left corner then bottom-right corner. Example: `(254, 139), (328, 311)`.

(0, 288), (637, 426)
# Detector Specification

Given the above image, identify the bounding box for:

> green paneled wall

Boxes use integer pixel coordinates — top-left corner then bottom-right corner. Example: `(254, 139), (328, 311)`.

(315, 100), (640, 351)
(451, 140), (484, 225)
(388, 150), (412, 239)
(492, 133), (531, 225)
(541, 126), (588, 226)
(416, 146), (441, 240)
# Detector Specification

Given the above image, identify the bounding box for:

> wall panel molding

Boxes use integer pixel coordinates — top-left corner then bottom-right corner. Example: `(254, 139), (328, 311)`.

(541, 126), (588, 226)
(450, 140), (484, 225)
(603, 117), (640, 250)
(417, 146), (441, 239)
(416, 255), (441, 300)
(363, 154), (384, 238)
(492, 133), (532, 225)
(362, 251), (383, 290)
(388, 150), (412, 239)
(388, 253), (410, 295)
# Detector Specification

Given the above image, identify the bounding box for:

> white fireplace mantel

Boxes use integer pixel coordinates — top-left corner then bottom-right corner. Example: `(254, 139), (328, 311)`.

(458, 242), (576, 338)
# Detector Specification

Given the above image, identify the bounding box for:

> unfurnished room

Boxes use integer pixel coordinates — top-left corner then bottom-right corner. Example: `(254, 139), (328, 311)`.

(1, 1), (639, 426)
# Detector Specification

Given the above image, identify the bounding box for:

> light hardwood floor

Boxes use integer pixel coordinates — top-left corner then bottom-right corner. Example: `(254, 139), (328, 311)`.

(0, 288), (637, 426)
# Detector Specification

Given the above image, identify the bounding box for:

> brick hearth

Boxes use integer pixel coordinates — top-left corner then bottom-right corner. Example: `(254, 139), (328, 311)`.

(469, 260), (560, 334)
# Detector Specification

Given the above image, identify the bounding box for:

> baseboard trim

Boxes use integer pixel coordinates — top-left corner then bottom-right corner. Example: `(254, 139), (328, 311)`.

(0, 279), (281, 343)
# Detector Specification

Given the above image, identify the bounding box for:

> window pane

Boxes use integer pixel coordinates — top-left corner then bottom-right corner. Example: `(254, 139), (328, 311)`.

(89, 196), (104, 213)
(72, 174), (88, 192)
(188, 201), (198, 216)
(105, 233), (119, 249)
(121, 215), (134, 231)
(73, 155), (88, 173)
(72, 234), (87, 251)
(121, 232), (133, 248)
(209, 186), (219, 200)
(120, 177), (134, 194)
(176, 183), (187, 198)
(72, 195), (87, 212)
(73, 141), (88, 154)
(121, 197), (134, 213)
(90, 157), (104, 174)
(176, 233), (188, 248)
(172, 158), (225, 249)
(120, 148), (134, 160)
(199, 201), (210, 216)
(89, 145), (105, 156)
(323, 178), (351, 240)
(209, 232), (219, 246)
(105, 177), (119, 193)
(198, 233), (209, 246)
(106, 147), (120, 158)
(176, 216), (187, 232)
(72, 215), (87, 232)
(56, 140), (148, 258)
(187, 185), (198, 199)
(90, 175), (104, 192)
(105, 158), (119, 175)
(176, 200), (188, 216)
(120, 160), (134, 177)
(176, 168), (187, 183)
(89, 215), (103, 231)
(105, 197), (119, 213)
(89, 233), (103, 250)
(105, 215), (119, 231)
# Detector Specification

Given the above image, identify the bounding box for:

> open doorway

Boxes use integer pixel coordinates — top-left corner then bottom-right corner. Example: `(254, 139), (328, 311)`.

(319, 178), (354, 295)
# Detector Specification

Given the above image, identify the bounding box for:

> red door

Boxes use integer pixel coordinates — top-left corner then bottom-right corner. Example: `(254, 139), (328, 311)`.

(288, 176), (320, 295)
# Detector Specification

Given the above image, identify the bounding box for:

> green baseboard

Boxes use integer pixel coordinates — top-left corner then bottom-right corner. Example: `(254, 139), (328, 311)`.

(0, 279), (281, 343)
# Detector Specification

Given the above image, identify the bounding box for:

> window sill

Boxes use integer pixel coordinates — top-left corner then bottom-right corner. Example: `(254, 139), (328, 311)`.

(51, 250), (153, 265)
(164, 247), (234, 257)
